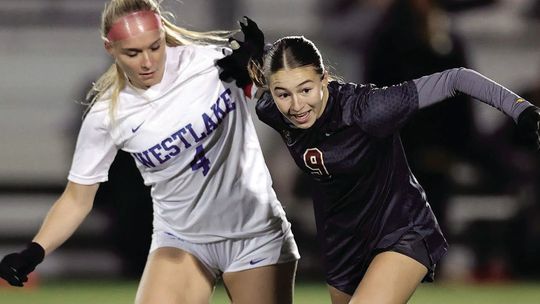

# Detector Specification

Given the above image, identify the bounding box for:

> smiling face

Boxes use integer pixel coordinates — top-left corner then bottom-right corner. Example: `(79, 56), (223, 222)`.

(269, 65), (329, 129)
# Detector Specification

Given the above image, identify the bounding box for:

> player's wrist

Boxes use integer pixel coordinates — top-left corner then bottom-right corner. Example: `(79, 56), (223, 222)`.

(20, 242), (45, 266)
(516, 105), (540, 150)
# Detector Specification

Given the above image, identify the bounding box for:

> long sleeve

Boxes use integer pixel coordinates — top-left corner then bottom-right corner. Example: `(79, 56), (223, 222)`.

(413, 67), (532, 122)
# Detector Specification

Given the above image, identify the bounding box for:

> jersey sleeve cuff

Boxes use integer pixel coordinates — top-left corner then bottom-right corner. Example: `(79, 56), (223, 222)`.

(68, 172), (108, 185)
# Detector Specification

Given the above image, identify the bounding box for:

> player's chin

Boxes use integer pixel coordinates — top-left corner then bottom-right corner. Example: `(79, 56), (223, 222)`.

(141, 78), (159, 87)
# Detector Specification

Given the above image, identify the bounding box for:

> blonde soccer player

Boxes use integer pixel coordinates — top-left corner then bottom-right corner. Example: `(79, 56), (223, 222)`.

(0, 1), (300, 303)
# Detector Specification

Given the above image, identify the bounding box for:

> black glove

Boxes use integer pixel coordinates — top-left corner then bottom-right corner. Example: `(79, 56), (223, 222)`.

(0, 242), (45, 287)
(516, 105), (540, 151)
(217, 16), (265, 88)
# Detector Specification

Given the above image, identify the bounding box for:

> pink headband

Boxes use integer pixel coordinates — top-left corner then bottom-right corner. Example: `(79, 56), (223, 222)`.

(106, 10), (162, 42)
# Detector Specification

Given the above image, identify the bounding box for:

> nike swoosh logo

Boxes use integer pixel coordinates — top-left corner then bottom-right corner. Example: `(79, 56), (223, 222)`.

(249, 258), (267, 265)
(164, 232), (184, 241)
(132, 122), (144, 133)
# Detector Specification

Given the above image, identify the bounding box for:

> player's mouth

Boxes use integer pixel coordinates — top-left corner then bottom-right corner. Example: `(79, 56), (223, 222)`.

(290, 110), (311, 124)
(140, 71), (155, 79)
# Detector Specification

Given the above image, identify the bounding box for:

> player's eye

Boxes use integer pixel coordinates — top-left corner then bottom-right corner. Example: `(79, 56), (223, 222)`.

(278, 93), (289, 99)
(301, 88), (312, 94)
(125, 51), (139, 58)
(151, 44), (161, 51)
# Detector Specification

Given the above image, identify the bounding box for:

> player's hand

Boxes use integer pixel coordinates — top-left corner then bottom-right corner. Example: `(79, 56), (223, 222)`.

(517, 105), (540, 151)
(217, 16), (265, 88)
(0, 242), (45, 287)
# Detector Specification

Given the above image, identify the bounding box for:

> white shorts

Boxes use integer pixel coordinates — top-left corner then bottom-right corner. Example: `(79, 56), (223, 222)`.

(149, 228), (300, 280)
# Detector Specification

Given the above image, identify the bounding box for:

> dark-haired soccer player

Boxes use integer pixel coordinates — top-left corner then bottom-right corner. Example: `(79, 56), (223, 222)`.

(218, 24), (540, 304)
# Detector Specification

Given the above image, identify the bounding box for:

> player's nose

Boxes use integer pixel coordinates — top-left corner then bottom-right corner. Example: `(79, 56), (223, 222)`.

(140, 51), (152, 69)
(290, 95), (303, 112)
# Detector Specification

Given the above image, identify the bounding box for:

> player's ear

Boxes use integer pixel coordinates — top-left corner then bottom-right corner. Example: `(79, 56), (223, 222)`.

(321, 71), (329, 86)
(104, 40), (114, 56)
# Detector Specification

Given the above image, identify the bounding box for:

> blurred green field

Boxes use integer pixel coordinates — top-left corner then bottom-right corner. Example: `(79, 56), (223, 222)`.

(1, 280), (540, 303)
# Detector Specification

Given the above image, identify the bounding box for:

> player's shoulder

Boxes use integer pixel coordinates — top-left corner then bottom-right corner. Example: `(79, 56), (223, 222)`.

(255, 91), (276, 117)
(171, 44), (226, 62)
(255, 91), (285, 129)
(86, 94), (110, 116)
(80, 99), (110, 132)
(166, 44), (226, 78)
(328, 81), (374, 104)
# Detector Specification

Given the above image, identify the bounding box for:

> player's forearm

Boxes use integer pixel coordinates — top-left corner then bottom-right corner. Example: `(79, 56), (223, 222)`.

(33, 183), (97, 255)
(413, 67), (533, 122)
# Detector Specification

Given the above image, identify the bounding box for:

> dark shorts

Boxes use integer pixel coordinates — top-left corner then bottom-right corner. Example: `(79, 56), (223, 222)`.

(327, 230), (445, 295)
(390, 231), (436, 282)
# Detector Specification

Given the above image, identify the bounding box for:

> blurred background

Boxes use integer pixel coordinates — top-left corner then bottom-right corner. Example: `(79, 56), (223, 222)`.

(1, 0), (540, 302)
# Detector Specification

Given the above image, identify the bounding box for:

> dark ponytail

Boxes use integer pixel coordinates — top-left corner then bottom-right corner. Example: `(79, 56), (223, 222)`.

(249, 36), (326, 89)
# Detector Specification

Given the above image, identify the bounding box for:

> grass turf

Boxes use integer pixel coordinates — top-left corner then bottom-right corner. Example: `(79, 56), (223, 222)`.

(1, 280), (540, 303)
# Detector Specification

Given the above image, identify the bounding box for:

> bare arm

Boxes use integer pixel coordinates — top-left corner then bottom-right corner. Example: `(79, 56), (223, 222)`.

(33, 181), (99, 255)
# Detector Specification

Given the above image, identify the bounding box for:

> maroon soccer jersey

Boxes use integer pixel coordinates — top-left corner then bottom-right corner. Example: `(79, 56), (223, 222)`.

(256, 80), (448, 292)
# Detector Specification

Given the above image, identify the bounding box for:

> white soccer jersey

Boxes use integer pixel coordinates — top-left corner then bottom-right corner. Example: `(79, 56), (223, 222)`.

(68, 45), (289, 243)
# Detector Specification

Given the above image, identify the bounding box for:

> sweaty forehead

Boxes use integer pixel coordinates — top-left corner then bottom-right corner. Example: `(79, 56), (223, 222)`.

(107, 10), (162, 42)
(114, 29), (163, 49)
(270, 67), (319, 89)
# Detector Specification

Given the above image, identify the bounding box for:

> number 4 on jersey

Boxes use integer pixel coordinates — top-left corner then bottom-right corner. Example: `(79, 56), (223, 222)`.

(191, 145), (211, 176)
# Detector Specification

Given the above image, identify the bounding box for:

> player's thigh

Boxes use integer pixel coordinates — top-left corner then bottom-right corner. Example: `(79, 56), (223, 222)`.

(350, 251), (427, 304)
(222, 261), (297, 304)
(327, 284), (352, 304)
(135, 247), (215, 304)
